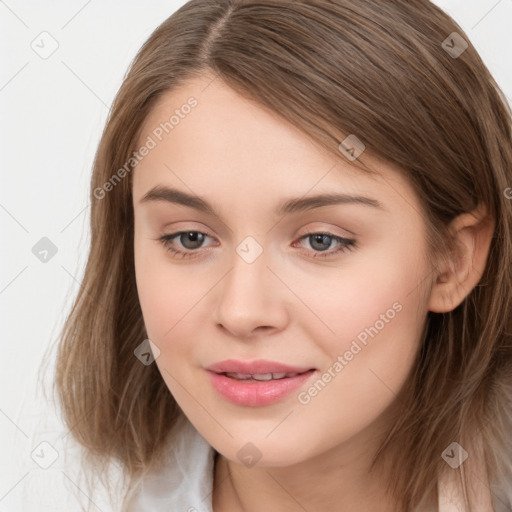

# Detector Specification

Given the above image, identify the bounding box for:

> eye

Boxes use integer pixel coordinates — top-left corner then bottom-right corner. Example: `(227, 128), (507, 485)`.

(156, 230), (357, 260)
(158, 231), (216, 259)
(293, 231), (357, 259)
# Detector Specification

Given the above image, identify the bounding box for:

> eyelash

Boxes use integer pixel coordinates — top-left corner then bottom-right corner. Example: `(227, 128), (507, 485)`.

(156, 230), (357, 260)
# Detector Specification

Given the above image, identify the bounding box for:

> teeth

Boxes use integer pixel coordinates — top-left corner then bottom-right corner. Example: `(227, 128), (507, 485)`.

(224, 372), (303, 380)
(252, 373), (273, 381)
(225, 372), (253, 379)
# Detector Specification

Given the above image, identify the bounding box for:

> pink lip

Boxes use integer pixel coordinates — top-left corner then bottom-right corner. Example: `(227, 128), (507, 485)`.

(205, 359), (317, 407)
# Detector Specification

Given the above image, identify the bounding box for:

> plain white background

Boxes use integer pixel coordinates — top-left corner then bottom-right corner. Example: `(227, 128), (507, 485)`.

(1, 1), (511, 510)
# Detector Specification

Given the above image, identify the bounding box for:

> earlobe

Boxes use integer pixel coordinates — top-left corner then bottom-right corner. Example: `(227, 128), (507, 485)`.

(428, 204), (494, 313)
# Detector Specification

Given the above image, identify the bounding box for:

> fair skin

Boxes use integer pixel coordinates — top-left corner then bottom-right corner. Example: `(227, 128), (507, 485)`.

(132, 73), (494, 512)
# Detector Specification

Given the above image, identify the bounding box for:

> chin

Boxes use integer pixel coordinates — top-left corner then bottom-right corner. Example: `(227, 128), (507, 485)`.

(212, 435), (314, 469)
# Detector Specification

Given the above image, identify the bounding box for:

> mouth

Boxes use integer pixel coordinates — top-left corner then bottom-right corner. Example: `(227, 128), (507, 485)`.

(219, 370), (312, 381)
(205, 364), (317, 407)
(205, 358), (316, 376)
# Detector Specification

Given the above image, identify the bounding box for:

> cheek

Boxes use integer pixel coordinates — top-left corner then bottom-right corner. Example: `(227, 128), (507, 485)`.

(135, 263), (203, 342)
(134, 255), (206, 400)
(294, 300), (422, 458)
(296, 245), (428, 409)
(292, 238), (429, 353)
(134, 237), (221, 374)
(291, 242), (428, 418)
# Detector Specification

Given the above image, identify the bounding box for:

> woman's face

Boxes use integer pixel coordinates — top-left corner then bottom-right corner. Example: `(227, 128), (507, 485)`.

(132, 73), (434, 467)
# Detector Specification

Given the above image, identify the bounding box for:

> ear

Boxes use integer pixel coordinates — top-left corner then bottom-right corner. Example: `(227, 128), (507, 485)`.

(428, 203), (494, 313)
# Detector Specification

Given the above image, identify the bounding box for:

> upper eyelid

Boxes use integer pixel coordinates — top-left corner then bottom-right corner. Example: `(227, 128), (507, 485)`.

(160, 214), (356, 239)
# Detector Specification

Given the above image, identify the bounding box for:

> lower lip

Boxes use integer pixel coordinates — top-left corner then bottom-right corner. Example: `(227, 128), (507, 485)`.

(206, 370), (316, 406)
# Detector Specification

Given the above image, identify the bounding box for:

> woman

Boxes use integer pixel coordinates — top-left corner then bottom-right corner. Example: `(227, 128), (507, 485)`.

(54, 1), (512, 510)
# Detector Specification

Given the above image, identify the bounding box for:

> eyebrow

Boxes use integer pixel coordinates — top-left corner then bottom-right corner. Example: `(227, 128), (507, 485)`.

(139, 185), (385, 216)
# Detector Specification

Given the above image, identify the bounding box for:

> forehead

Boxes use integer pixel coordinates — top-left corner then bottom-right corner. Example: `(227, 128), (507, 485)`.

(132, 75), (419, 217)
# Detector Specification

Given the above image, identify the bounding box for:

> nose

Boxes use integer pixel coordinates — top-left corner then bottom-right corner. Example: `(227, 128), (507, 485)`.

(213, 247), (289, 339)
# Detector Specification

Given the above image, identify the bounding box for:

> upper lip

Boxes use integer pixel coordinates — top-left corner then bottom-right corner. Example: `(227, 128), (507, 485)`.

(205, 359), (315, 375)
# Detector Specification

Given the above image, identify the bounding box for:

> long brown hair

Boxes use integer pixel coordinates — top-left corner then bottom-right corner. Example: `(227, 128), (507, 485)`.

(50, 1), (512, 510)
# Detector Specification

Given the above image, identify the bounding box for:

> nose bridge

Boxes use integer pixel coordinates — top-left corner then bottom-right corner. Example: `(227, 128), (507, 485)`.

(214, 235), (287, 337)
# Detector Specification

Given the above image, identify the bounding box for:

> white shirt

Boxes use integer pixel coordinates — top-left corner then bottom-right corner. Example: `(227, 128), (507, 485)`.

(125, 413), (508, 512)
(125, 413), (216, 512)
